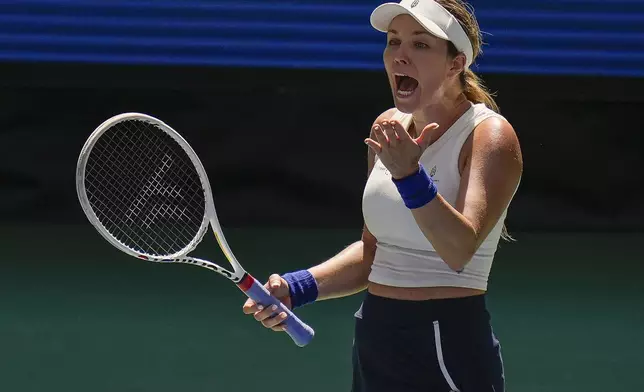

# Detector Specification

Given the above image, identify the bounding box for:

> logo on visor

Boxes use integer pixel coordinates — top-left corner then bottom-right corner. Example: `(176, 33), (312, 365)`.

(411, 0), (419, 7)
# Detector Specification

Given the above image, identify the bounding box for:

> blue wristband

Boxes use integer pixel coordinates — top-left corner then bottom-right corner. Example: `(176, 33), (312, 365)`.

(392, 164), (438, 209)
(282, 270), (319, 309)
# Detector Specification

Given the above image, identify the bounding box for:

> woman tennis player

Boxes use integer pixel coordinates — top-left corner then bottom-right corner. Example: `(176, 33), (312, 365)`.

(242, 0), (522, 390)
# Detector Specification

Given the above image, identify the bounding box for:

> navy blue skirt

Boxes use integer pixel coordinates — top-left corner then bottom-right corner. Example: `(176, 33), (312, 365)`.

(351, 292), (505, 392)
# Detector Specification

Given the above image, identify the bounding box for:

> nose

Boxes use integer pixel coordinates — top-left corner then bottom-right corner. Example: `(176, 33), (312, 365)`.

(393, 50), (410, 65)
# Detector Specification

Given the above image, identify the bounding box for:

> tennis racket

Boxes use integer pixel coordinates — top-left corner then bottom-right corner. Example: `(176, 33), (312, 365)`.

(75, 112), (315, 347)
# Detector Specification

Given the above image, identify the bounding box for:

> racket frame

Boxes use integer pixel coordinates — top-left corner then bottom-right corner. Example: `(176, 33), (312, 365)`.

(77, 113), (243, 279)
(76, 112), (315, 346)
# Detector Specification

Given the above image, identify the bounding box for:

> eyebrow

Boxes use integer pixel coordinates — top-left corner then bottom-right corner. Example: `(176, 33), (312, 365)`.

(387, 29), (432, 36)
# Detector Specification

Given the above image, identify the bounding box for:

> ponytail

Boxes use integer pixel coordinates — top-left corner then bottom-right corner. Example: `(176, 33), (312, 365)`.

(461, 69), (499, 113)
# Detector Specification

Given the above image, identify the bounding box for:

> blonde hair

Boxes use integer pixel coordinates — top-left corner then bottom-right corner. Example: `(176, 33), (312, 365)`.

(438, 0), (514, 241)
(436, 0), (498, 110)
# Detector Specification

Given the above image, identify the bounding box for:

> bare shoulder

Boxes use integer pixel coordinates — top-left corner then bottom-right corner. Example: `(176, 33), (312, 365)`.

(475, 116), (522, 169)
(374, 107), (398, 124)
(461, 115), (523, 174)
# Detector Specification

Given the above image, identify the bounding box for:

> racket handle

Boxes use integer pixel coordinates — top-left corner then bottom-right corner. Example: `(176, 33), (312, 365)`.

(238, 274), (315, 347)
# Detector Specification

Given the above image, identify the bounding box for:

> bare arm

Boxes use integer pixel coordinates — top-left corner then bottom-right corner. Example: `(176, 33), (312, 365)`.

(409, 117), (523, 271)
(246, 225), (377, 331)
(308, 227), (377, 300)
(243, 109), (393, 330)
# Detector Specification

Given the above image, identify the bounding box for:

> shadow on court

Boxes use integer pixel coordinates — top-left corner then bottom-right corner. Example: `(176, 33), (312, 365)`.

(0, 225), (642, 391)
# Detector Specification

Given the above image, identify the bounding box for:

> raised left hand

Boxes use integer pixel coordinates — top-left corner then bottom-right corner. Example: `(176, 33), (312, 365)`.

(364, 119), (439, 179)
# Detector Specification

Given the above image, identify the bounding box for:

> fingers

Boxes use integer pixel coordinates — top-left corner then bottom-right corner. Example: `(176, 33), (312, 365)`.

(242, 298), (258, 314)
(365, 124), (385, 154)
(364, 138), (381, 154)
(253, 303), (288, 330)
(365, 120), (399, 153)
(380, 121), (399, 147)
(270, 324), (287, 332)
(367, 120), (410, 149)
(241, 275), (278, 314)
(243, 299), (289, 331)
(416, 123), (439, 150)
(392, 120), (412, 142)
(372, 124), (389, 148)
(242, 274), (291, 332)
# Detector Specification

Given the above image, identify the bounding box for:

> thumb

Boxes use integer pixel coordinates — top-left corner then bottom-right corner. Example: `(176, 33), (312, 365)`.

(266, 273), (292, 308)
(416, 123), (439, 151)
(267, 273), (284, 293)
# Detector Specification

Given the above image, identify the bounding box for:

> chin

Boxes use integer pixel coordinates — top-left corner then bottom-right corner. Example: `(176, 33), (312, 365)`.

(393, 95), (421, 114)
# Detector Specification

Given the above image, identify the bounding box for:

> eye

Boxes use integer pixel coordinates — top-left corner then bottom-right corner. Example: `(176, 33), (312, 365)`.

(387, 38), (401, 46)
(414, 41), (429, 49)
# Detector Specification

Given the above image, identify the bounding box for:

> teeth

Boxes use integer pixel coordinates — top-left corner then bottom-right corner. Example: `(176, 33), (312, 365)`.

(394, 73), (415, 97)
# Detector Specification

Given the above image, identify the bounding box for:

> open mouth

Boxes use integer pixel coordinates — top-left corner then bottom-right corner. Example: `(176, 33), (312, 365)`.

(394, 73), (419, 98)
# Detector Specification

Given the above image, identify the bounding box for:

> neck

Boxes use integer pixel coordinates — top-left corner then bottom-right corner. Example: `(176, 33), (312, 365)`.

(411, 91), (470, 140)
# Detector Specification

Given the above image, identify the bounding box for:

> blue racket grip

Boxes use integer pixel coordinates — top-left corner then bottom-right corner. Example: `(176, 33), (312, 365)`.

(237, 273), (315, 347)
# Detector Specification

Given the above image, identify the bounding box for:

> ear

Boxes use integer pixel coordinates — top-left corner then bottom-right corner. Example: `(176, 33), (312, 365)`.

(447, 52), (466, 79)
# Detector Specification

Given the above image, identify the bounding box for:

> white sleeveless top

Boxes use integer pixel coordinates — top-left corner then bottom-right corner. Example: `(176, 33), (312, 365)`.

(362, 103), (510, 290)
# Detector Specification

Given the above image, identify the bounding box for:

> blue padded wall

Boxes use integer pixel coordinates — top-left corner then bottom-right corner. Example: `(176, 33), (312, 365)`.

(0, 0), (642, 76)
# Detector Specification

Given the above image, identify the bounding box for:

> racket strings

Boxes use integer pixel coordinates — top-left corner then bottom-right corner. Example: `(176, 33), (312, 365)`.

(86, 129), (190, 254)
(110, 120), (206, 248)
(87, 121), (204, 254)
(84, 119), (206, 257)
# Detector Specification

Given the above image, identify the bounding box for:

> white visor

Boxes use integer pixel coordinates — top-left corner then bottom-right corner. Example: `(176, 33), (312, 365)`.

(370, 0), (474, 68)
